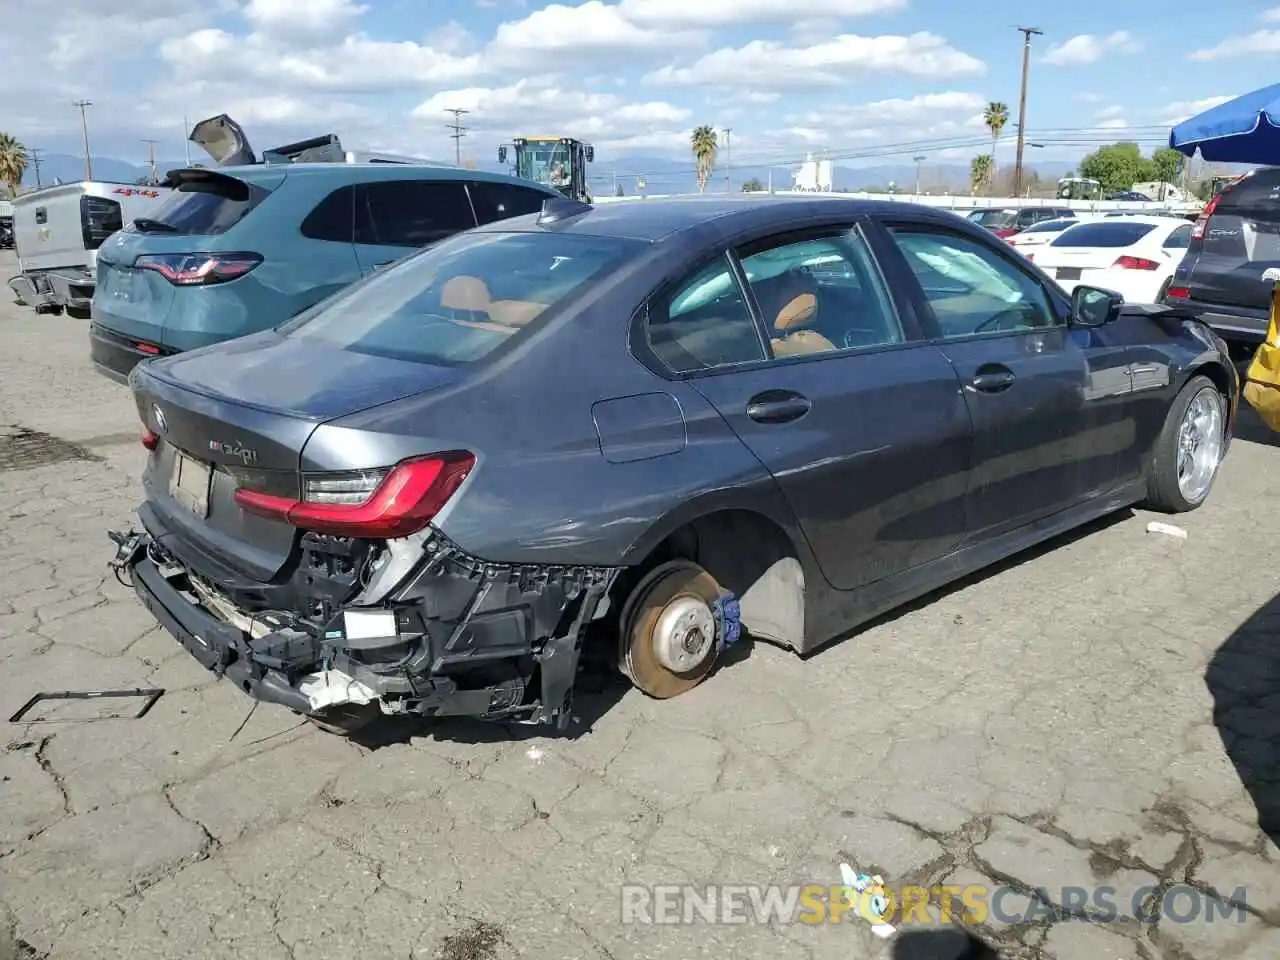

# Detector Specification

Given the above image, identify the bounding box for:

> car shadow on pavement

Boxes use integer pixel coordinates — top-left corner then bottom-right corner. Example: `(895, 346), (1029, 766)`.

(890, 928), (999, 959)
(345, 630), (756, 750)
(1205, 591), (1280, 846)
(1232, 404), (1280, 449)
(802, 510), (1135, 658)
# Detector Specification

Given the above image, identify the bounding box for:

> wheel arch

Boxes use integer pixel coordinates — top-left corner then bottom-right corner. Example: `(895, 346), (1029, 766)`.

(616, 493), (814, 651)
(1185, 358), (1236, 431)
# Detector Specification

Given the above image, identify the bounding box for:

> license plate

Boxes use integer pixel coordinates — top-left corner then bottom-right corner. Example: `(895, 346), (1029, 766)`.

(1056, 268), (1082, 281)
(170, 450), (212, 518)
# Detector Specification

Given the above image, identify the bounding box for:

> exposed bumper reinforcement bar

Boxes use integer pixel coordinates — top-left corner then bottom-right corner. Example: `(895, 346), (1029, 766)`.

(109, 527), (621, 729)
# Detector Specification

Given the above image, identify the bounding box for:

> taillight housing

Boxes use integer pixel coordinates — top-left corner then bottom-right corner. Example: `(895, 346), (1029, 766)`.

(233, 452), (475, 539)
(1190, 192), (1224, 240)
(134, 252), (262, 286)
(1114, 255), (1159, 270)
(1165, 285), (1190, 300)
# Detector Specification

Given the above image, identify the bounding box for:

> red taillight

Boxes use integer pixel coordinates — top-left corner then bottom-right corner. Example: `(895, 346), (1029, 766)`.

(136, 342), (160, 355)
(1114, 255), (1159, 270)
(1190, 193), (1222, 240)
(1166, 285), (1190, 300)
(134, 252), (262, 286)
(141, 429), (159, 451)
(233, 453), (475, 539)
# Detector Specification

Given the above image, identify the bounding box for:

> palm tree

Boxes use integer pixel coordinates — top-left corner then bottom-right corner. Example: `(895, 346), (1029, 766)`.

(970, 154), (994, 195)
(0, 133), (28, 198)
(691, 126), (718, 193)
(982, 102), (1009, 182)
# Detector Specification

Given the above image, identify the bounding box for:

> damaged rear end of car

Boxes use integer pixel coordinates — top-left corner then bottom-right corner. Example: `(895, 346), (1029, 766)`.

(109, 222), (645, 730)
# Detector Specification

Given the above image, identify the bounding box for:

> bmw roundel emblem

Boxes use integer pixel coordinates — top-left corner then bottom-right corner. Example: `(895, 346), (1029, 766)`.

(153, 405), (167, 435)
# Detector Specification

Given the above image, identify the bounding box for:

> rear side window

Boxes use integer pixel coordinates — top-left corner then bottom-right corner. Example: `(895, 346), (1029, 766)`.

(81, 196), (122, 249)
(1163, 224), (1192, 249)
(355, 180), (476, 247)
(300, 186), (354, 242)
(142, 175), (269, 236)
(467, 181), (550, 224)
(1051, 223), (1157, 247)
(1020, 218), (1073, 234)
(281, 231), (645, 365)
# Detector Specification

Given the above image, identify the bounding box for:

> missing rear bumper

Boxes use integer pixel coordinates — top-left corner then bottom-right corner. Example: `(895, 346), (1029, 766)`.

(108, 526), (620, 729)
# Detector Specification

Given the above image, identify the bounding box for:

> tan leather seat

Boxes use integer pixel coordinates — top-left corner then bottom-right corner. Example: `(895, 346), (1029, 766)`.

(488, 300), (547, 327)
(768, 274), (836, 356)
(440, 276), (491, 320)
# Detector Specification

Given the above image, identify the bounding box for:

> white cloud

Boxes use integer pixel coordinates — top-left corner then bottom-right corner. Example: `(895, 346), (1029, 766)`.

(242, 0), (367, 40)
(1094, 105), (1125, 120)
(1042, 31), (1142, 66)
(412, 79), (692, 145)
(1160, 95), (1237, 123)
(645, 33), (985, 89)
(618, 0), (904, 28)
(1190, 30), (1280, 60)
(1262, 7), (1280, 21)
(1097, 117), (1129, 130)
(1074, 92), (1105, 104)
(488, 1), (703, 62)
(791, 91), (987, 126)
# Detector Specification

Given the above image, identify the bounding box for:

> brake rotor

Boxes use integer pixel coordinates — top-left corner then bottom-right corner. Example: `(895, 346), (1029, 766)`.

(619, 561), (721, 699)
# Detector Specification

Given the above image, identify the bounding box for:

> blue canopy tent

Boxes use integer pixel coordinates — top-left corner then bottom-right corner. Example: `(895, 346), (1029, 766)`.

(1169, 83), (1280, 163)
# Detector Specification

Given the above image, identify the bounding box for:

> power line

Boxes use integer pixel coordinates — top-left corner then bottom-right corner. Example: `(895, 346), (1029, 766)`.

(444, 108), (469, 166)
(28, 148), (42, 189)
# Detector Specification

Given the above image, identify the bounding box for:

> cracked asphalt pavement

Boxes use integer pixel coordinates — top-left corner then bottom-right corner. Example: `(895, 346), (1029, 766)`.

(1, 250), (1279, 959)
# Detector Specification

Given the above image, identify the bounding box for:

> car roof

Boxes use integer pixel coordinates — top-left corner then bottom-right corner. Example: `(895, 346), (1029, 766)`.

(200, 163), (558, 191)
(470, 194), (958, 243)
(1071, 215), (1185, 227)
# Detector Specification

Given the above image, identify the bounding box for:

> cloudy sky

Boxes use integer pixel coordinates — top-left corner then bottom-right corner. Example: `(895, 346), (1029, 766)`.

(1, 0), (1274, 171)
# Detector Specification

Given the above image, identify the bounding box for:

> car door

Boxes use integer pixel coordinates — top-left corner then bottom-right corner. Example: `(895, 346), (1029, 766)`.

(872, 220), (1134, 540)
(641, 223), (973, 592)
(352, 179), (478, 275)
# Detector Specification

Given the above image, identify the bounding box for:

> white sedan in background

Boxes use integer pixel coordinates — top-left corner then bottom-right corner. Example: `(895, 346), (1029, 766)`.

(1026, 215), (1192, 303)
(1005, 216), (1084, 254)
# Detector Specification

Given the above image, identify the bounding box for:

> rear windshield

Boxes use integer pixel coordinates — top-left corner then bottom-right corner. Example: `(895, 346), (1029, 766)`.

(1050, 222), (1157, 247)
(135, 174), (269, 236)
(968, 210), (1016, 227)
(280, 230), (646, 365)
(1020, 218), (1075, 234)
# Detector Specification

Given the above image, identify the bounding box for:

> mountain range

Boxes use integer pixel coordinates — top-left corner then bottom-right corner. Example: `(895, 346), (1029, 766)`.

(17, 150), (1082, 198)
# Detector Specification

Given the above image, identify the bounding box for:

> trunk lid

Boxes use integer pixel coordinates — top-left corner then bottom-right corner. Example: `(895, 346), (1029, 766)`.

(134, 334), (461, 580)
(189, 114), (257, 167)
(1185, 170), (1280, 312)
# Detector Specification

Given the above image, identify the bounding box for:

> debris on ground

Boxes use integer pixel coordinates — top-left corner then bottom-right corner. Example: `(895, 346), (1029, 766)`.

(1146, 521), (1188, 540)
(437, 920), (504, 960)
(838, 862), (896, 939)
(8, 689), (165, 724)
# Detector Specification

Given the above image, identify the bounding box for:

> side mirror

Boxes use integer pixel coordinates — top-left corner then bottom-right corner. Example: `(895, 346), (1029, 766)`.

(1070, 285), (1123, 328)
(585, 146), (594, 163)
(498, 146), (507, 164)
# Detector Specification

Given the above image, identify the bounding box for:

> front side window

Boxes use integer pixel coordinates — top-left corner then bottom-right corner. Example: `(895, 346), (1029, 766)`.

(889, 229), (1058, 338)
(282, 230), (645, 365)
(738, 230), (903, 356)
(355, 180), (476, 247)
(468, 181), (549, 224)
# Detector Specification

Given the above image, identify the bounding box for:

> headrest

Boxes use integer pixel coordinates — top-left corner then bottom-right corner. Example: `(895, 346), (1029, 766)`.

(774, 293), (818, 332)
(440, 275), (491, 312)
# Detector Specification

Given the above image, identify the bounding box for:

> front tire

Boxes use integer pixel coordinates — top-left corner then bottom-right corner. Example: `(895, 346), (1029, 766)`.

(618, 560), (721, 699)
(1143, 374), (1226, 513)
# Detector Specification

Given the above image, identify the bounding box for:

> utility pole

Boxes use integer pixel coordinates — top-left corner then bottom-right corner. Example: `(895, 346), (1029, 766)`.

(73, 100), (93, 181)
(444, 108), (469, 167)
(28, 149), (43, 189)
(724, 128), (732, 192)
(183, 114), (191, 165)
(1012, 27), (1042, 199)
(913, 155), (927, 195)
(141, 138), (159, 184)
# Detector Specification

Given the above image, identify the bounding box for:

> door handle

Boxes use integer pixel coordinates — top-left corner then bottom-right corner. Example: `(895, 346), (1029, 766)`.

(372, 261), (394, 271)
(969, 367), (1016, 393)
(746, 390), (812, 424)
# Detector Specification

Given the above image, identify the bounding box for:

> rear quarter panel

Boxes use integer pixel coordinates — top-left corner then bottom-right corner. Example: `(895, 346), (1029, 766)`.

(305, 232), (812, 569)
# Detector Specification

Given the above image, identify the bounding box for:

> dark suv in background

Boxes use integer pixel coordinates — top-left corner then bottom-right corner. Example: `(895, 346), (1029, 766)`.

(1164, 167), (1277, 346)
